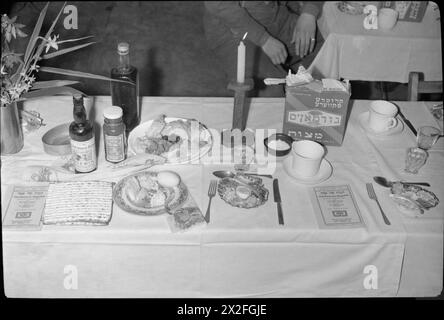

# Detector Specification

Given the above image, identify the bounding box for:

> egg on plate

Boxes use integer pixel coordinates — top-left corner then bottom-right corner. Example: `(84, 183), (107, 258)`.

(157, 171), (181, 188)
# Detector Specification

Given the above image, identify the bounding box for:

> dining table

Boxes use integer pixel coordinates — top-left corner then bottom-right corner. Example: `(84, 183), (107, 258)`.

(1, 95), (443, 298)
(309, 1), (442, 83)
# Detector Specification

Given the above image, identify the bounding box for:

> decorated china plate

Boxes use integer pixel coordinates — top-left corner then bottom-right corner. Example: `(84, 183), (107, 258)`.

(128, 116), (213, 164)
(358, 111), (404, 137)
(113, 171), (188, 215)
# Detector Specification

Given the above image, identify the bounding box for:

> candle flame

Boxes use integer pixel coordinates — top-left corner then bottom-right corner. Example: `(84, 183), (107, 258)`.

(242, 32), (248, 41)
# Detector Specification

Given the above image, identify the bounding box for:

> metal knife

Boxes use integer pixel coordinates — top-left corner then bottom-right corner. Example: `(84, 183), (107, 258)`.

(273, 179), (284, 225)
(397, 108), (417, 136)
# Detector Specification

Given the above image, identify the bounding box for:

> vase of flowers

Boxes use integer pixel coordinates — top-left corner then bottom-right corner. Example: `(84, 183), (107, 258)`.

(1, 2), (129, 155)
(1, 101), (23, 154)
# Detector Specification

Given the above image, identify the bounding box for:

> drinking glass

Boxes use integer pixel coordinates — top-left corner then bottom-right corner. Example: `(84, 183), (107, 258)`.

(405, 147), (428, 174)
(417, 126), (441, 150)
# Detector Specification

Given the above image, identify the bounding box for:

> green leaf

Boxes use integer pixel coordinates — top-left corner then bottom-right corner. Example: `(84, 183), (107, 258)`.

(24, 2), (49, 65)
(43, 2), (67, 41)
(26, 2), (67, 74)
(31, 80), (80, 90)
(39, 66), (135, 84)
(20, 86), (85, 100)
(42, 42), (96, 59)
(57, 36), (95, 44)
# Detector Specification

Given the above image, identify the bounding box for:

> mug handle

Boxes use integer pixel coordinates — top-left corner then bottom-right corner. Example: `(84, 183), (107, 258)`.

(387, 117), (397, 129)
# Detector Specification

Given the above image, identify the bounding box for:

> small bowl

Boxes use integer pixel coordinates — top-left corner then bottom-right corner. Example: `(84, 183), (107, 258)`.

(42, 123), (71, 156)
(264, 133), (294, 157)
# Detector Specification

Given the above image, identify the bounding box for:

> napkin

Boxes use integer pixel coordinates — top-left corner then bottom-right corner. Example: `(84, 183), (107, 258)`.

(19, 153), (166, 183)
(263, 66), (314, 86)
(286, 66), (314, 86)
(166, 188), (206, 233)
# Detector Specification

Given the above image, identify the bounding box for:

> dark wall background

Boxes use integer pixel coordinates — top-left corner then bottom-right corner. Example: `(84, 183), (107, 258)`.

(6, 1), (429, 100)
(7, 1), (230, 97)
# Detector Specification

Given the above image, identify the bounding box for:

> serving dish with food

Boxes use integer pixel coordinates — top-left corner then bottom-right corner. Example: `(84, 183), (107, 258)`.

(113, 170), (188, 215)
(389, 182), (439, 217)
(218, 173), (269, 209)
(128, 115), (213, 164)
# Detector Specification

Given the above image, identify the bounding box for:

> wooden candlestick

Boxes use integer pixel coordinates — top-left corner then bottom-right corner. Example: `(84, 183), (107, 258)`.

(221, 78), (254, 148)
(227, 78), (254, 131)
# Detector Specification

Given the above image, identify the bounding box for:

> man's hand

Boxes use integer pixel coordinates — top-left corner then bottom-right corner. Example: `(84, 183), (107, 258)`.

(261, 36), (288, 65)
(292, 13), (317, 58)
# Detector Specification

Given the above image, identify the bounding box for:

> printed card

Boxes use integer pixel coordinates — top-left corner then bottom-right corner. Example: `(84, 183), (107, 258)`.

(310, 185), (365, 229)
(2, 183), (49, 230)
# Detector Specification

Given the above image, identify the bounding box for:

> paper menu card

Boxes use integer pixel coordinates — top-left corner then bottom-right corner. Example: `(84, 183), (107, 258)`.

(2, 183), (49, 231)
(310, 185), (365, 229)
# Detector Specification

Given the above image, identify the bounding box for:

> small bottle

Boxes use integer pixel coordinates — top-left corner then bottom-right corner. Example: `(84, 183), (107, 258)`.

(103, 106), (126, 163)
(110, 42), (140, 133)
(69, 94), (97, 173)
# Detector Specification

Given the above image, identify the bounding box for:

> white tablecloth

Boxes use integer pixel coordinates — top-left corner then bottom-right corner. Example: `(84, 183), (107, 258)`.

(309, 2), (442, 82)
(2, 96), (442, 297)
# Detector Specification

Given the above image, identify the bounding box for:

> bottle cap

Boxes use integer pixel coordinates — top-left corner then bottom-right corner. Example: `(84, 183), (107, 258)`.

(117, 42), (129, 55)
(103, 106), (123, 120)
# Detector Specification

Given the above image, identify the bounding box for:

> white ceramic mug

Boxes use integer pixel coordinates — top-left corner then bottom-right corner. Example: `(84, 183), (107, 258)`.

(378, 8), (399, 30)
(368, 100), (398, 132)
(291, 140), (325, 177)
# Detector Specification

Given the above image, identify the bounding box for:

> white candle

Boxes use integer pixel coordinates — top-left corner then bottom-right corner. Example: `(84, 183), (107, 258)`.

(237, 33), (247, 83)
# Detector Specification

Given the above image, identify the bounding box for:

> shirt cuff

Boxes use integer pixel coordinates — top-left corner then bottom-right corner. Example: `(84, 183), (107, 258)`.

(257, 31), (271, 47)
(301, 3), (322, 18)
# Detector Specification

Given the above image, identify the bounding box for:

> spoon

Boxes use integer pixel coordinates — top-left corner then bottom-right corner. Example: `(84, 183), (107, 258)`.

(373, 176), (430, 188)
(213, 170), (273, 179)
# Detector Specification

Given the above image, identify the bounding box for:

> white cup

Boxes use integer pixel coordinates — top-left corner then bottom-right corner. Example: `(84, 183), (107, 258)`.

(291, 140), (325, 177)
(368, 100), (398, 132)
(378, 8), (399, 30)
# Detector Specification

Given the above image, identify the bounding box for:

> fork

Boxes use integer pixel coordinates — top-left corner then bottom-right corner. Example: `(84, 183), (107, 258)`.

(366, 183), (391, 225)
(204, 180), (218, 223)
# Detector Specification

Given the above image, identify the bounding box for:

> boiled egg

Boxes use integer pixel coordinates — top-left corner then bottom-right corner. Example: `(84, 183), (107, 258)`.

(157, 171), (181, 188)
(236, 186), (251, 200)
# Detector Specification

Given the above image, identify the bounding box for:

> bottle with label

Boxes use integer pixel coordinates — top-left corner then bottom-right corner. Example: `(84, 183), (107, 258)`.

(103, 106), (126, 163)
(69, 94), (97, 173)
(110, 42), (140, 133)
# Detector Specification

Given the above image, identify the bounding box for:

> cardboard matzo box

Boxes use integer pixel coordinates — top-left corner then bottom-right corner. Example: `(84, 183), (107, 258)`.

(283, 78), (351, 146)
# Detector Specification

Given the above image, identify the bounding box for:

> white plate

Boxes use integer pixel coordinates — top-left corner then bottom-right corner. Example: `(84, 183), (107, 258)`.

(128, 117), (213, 164)
(358, 112), (404, 137)
(283, 157), (333, 185)
(113, 171), (189, 216)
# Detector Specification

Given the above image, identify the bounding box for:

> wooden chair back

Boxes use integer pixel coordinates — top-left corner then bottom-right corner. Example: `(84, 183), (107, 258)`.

(408, 72), (442, 101)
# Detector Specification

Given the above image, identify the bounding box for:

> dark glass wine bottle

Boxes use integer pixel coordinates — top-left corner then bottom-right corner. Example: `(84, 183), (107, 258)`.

(69, 94), (97, 173)
(110, 42), (140, 133)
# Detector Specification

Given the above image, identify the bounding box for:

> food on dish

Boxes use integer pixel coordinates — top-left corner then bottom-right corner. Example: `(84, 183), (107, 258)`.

(390, 182), (439, 217)
(236, 186), (251, 200)
(125, 175), (166, 208)
(218, 173), (269, 209)
(113, 171), (188, 215)
(131, 115), (211, 162)
(158, 170), (181, 188)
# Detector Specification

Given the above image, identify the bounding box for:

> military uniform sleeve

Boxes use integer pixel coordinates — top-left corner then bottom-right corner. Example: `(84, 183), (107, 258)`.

(204, 1), (271, 46)
(287, 1), (324, 18)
